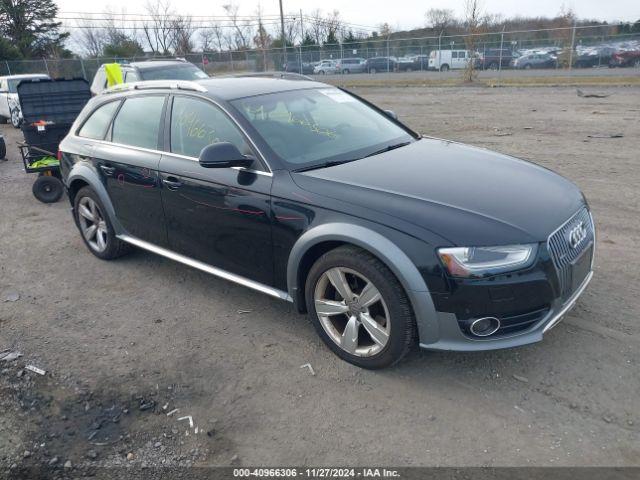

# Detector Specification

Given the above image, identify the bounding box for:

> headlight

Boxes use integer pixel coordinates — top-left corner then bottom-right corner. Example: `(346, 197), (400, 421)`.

(438, 244), (537, 278)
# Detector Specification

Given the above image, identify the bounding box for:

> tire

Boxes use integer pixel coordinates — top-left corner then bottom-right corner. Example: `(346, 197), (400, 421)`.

(343, 69), (350, 74)
(524, 64), (532, 70)
(489, 62), (498, 70)
(319, 70), (325, 75)
(305, 245), (416, 369)
(74, 186), (132, 260)
(10, 108), (21, 128)
(0, 137), (5, 159)
(440, 64), (449, 72)
(634, 59), (640, 68)
(32, 175), (63, 203)
(370, 67), (377, 74)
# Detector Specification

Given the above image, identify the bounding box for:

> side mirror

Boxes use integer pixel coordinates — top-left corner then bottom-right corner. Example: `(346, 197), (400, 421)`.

(199, 142), (254, 169)
(384, 109), (398, 120)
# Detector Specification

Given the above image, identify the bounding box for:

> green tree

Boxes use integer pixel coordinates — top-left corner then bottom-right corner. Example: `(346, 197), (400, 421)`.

(0, 0), (69, 57)
(0, 36), (21, 59)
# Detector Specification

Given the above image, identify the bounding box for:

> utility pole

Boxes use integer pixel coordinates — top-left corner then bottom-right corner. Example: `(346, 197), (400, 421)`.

(299, 8), (304, 72)
(279, 0), (287, 69)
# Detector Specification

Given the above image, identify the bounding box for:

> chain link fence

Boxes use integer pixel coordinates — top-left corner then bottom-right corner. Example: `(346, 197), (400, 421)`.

(1, 24), (639, 80)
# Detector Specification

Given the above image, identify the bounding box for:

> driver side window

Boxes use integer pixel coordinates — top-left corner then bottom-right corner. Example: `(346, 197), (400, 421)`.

(170, 96), (252, 160)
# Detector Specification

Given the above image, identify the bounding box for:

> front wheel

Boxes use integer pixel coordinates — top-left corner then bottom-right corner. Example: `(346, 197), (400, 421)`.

(305, 246), (416, 369)
(74, 186), (132, 260)
(440, 64), (449, 72)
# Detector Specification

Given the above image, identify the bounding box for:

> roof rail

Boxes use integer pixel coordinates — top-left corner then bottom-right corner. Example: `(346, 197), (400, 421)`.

(104, 80), (207, 94)
(228, 72), (314, 81)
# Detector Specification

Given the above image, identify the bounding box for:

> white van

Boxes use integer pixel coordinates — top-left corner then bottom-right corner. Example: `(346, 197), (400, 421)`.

(428, 50), (471, 71)
(0, 74), (50, 127)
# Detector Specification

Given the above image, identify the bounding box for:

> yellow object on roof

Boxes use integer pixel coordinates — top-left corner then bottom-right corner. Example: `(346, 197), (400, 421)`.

(104, 63), (123, 87)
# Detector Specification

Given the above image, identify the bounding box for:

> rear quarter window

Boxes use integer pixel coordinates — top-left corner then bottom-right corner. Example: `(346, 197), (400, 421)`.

(78, 101), (121, 140)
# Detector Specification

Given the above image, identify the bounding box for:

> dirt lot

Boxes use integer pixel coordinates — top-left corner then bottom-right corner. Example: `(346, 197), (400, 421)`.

(1, 85), (639, 474)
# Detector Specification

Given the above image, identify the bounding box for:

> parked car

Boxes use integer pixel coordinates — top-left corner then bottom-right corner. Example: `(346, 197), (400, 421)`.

(313, 60), (339, 75)
(475, 49), (515, 70)
(408, 55), (430, 70)
(283, 61), (315, 75)
(336, 58), (367, 74)
(0, 74), (50, 127)
(513, 53), (557, 69)
(365, 57), (397, 73)
(609, 49), (640, 68)
(573, 46), (616, 68)
(90, 60), (208, 95)
(396, 57), (417, 71)
(428, 50), (471, 71)
(59, 76), (595, 369)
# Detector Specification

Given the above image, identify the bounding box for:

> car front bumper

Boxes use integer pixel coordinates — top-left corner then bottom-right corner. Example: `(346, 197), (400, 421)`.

(419, 269), (593, 351)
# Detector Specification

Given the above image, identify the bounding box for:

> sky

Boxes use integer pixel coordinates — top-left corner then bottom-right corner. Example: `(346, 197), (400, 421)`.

(56, 0), (640, 33)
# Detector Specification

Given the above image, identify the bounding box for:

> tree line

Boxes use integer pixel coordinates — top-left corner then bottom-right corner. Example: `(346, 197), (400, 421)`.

(1, 0), (639, 62)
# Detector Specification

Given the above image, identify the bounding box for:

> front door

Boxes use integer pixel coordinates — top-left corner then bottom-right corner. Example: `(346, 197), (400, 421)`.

(159, 95), (274, 285)
(95, 94), (168, 245)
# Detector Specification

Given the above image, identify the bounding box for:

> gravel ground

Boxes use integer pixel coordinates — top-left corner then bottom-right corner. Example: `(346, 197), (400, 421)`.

(0, 85), (639, 475)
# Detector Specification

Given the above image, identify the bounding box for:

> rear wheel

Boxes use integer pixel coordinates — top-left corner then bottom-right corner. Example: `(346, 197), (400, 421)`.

(10, 108), (21, 128)
(74, 186), (131, 260)
(305, 245), (416, 369)
(32, 174), (63, 203)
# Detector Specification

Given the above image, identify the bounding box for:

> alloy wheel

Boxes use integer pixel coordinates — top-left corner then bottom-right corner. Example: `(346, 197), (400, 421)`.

(78, 196), (108, 252)
(314, 267), (390, 357)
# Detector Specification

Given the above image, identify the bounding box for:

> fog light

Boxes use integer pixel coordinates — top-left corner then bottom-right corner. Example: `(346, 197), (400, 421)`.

(470, 317), (501, 337)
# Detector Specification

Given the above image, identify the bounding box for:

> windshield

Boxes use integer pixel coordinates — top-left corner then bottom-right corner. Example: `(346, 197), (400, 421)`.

(140, 64), (208, 81)
(8, 76), (48, 93)
(231, 88), (414, 169)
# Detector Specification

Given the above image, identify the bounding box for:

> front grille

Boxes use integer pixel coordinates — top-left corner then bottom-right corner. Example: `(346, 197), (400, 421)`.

(547, 207), (594, 299)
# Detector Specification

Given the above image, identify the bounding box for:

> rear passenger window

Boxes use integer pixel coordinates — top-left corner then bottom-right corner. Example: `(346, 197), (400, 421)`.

(452, 52), (458, 59)
(170, 96), (249, 159)
(112, 96), (165, 149)
(78, 101), (120, 140)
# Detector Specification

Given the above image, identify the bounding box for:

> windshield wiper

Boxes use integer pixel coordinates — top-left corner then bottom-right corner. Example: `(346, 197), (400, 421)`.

(294, 158), (359, 173)
(362, 141), (412, 159)
(293, 141), (412, 173)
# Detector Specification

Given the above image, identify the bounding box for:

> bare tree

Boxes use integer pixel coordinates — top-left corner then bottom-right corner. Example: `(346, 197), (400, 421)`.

(308, 9), (327, 45)
(425, 8), (456, 32)
(253, 5), (272, 70)
(222, 3), (251, 50)
(142, 0), (175, 55)
(172, 15), (195, 55)
(462, 0), (483, 82)
(75, 15), (106, 57)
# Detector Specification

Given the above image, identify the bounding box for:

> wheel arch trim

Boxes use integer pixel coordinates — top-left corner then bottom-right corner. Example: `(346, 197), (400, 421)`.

(66, 163), (124, 235)
(287, 223), (440, 344)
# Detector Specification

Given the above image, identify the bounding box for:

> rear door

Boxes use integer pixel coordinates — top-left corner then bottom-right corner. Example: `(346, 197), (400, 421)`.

(92, 94), (169, 245)
(158, 95), (274, 284)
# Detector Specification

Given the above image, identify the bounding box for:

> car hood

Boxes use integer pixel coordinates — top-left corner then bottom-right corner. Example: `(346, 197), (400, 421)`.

(292, 138), (585, 246)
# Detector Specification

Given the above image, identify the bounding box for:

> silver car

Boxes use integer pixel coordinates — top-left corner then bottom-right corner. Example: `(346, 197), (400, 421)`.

(313, 60), (339, 75)
(336, 58), (367, 74)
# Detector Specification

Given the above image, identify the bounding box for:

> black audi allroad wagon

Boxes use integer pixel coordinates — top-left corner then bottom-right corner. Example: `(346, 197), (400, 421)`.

(58, 75), (595, 369)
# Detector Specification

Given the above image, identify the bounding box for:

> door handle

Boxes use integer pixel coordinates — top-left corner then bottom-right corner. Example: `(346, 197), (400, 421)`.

(162, 176), (182, 190)
(100, 165), (115, 176)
